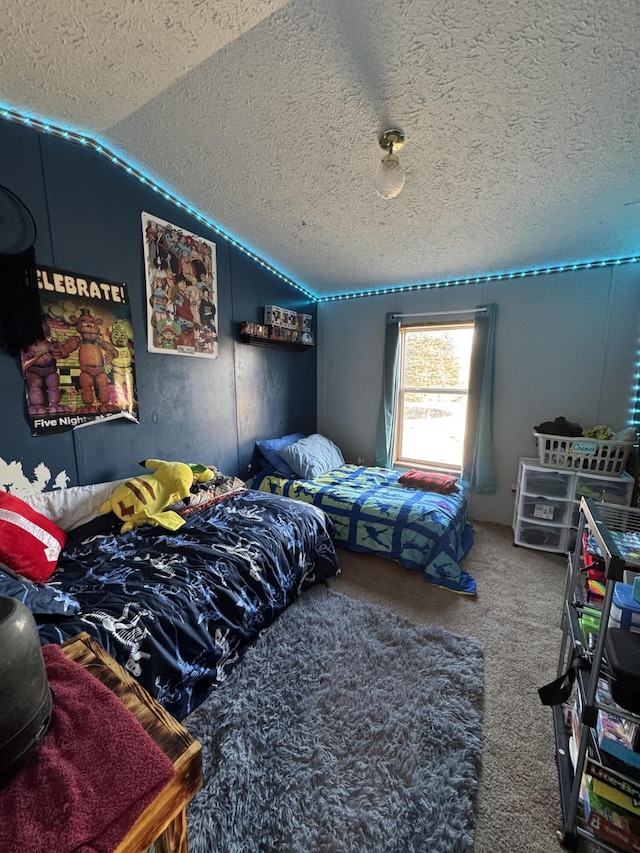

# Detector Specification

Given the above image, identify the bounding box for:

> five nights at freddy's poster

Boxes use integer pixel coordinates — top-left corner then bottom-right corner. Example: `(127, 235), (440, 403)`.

(20, 266), (138, 437)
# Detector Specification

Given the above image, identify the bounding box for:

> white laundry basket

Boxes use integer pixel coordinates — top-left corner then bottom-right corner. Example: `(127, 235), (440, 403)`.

(534, 432), (634, 476)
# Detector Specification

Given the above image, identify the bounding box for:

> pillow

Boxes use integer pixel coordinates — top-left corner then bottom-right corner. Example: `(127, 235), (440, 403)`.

(256, 433), (305, 477)
(22, 478), (128, 531)
(397, 470), (460, 494)
(0, 563), (80, 616)
(0, 492), (67, 583)
(279, 433), (345, 479)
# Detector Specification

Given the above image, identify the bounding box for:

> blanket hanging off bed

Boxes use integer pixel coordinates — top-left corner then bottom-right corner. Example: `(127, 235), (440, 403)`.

(251, 464), (476, 594)
(0, 644), (175, 853)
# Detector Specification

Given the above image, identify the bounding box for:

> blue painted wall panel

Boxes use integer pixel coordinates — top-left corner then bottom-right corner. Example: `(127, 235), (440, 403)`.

(0, 118), (316, 491)
(230, 247), (317, 476)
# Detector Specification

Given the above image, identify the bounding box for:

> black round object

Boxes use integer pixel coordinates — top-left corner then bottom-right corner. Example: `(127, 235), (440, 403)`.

(0, 597), (52, 786)
(0, 185), (37, 255)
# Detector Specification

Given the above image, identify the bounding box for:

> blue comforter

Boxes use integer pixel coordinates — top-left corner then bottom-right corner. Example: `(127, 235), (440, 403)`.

(250, 465), (475, 594)
(35, 490), (340, 720)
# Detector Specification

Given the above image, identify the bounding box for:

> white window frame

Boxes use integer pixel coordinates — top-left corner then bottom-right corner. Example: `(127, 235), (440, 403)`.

(393, 321), (474, 472)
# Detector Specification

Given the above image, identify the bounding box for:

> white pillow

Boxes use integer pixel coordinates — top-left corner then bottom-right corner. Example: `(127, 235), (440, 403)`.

(22, 479), (128, 531)
(279, 433), (344, 479)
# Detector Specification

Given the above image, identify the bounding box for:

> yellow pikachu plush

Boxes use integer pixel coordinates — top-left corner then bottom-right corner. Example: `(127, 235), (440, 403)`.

(100, 459), (197, 533)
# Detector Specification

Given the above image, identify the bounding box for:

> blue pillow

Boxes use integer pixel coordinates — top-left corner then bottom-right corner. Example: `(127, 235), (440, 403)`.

(0, 564), (80, 616)
(256, 433), (305, 477)
(279, 433), (345, 479)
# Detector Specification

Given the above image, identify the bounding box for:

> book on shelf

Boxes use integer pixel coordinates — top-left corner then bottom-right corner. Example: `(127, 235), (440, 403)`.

(591, 776), (640, 818)
(569, 689), (640, 806)
(596, 679), (640, 770)
(587, 755), (640, 805)
(598, 716), (640, 778)
(569, 696), (583, 770)
(597, 729), (640, 780)
(569, 683), (639, 753)
(582, 777), (640, 853)
(572, 722), (640, 848)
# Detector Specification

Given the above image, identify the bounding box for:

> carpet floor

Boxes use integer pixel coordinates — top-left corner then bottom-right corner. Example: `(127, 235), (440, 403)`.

(184, 584), (484, 853)
(328, 520), (579, 853)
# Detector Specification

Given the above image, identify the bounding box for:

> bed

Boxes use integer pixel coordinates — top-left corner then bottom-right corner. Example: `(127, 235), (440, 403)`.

(0, 477), (340, 721)
(250, 435), (475, 595)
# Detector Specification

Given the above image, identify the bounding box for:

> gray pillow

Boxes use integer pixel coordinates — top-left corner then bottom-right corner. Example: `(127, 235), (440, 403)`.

(279, 433), (345, 479)
(256, 433), (305, 477)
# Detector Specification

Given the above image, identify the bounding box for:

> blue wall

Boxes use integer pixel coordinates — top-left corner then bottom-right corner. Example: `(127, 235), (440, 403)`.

(0, 118), (317, 490)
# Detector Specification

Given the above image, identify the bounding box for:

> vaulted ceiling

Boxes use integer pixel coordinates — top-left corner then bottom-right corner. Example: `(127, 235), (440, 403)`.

(3, 0), (639, 298)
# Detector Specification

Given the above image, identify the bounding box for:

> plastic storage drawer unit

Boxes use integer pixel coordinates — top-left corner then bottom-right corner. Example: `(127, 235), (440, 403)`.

(514, 520), (568, 552)
(575, 475), (634, 506)
(521, 498), (568, 524)
(523, 471), (572, 499)
(514, 458), (634, 554)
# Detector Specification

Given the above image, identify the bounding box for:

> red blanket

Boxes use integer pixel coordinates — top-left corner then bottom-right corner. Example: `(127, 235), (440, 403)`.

(0, 644), (175, 853)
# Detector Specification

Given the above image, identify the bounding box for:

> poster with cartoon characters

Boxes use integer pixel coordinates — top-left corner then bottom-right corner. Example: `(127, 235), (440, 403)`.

(20, 266), (139, 437)
(141, 212), (218, 359)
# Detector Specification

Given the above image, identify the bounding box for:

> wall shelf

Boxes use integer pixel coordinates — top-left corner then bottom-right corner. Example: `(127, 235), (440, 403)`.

(239, 333), (314, 351)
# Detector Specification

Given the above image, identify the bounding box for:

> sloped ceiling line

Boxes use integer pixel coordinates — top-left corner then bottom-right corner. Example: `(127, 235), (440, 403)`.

(2, 0), (639, 297)
(1, 102), (638, 304)
(0, 104), (316, 300)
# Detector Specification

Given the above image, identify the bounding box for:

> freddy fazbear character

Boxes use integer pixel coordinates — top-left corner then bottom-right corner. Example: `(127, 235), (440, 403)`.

(58, 308), (119, 412)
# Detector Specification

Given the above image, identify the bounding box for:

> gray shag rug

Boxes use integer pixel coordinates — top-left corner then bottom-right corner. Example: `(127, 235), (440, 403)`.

(184, 584), (484, 853)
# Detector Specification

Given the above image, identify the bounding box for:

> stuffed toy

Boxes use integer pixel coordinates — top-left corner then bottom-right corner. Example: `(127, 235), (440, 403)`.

(188, 463), (215, 485)
(100, 459), (212, 533)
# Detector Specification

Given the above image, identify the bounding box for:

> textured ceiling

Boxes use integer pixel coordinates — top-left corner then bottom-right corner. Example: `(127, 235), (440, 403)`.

(2, 0), (639, 298)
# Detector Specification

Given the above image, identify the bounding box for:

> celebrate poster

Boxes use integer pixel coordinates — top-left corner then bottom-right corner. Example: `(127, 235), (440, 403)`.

(20, 266), (139, 436)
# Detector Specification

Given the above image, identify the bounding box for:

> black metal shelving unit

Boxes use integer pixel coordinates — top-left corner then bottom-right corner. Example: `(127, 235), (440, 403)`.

(552, 497), (640, 851)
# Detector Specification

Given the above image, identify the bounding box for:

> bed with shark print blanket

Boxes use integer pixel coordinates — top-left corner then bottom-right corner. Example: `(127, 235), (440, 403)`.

(250, 464), (475, 595)
(2, 486), (339, 722)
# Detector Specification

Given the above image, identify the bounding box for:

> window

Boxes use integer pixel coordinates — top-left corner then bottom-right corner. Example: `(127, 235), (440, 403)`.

(394, 323), (474, 471)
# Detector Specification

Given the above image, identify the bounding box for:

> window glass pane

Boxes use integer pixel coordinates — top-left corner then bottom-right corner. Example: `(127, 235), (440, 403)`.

(395, 324), (474, 469)
(403, 328), (472, 389)
(397, 391), (469, 467)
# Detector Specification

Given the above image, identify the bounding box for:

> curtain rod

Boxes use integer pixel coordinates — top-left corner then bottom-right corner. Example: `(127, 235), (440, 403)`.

(389, 307), (487, 321)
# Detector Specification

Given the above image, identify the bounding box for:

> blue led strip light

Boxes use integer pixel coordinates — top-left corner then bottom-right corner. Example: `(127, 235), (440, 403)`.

(316, 256), (640, 302)
(629, 334), (640, 430)
(2, 104), (639, 307)
(0, 104), (316, 300)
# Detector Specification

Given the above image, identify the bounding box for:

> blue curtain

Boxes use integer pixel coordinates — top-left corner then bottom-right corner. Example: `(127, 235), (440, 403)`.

(462, 303), (497, 493)
(374, 313), (400, 467)
(375, 305), (496, 488)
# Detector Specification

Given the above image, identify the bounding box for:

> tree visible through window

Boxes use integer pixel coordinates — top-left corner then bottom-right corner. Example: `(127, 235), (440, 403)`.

(394, 323), (474, 470)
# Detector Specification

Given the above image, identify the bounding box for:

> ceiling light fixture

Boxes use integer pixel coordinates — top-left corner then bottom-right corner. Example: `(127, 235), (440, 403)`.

(375, 128), (406, 199)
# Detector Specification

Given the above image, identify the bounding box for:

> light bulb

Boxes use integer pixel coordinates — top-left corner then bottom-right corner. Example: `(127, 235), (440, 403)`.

(375, 152), (405, 199)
